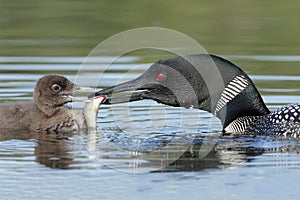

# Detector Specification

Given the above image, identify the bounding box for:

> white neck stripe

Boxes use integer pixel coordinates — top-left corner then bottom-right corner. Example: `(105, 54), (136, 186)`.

(214, 75), (249, 115)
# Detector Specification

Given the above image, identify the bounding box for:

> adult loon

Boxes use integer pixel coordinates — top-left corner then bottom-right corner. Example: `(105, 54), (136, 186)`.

(0, 75), (105, 132)
(91, 54), (300, 138)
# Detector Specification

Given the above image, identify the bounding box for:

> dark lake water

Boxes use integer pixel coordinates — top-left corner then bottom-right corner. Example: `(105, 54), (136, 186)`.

(1, 55), (300, 200)
(1, 1), (300, 199)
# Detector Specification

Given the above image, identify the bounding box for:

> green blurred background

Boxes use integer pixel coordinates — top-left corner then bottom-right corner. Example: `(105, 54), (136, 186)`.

(1, 0), (300, 56)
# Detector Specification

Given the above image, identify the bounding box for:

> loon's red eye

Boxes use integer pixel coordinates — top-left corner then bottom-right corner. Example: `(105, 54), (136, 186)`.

(156, 73), (166, 81)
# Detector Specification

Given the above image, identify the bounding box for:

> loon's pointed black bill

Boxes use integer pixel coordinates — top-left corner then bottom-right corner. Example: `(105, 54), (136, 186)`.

(88, 78), (153, 104)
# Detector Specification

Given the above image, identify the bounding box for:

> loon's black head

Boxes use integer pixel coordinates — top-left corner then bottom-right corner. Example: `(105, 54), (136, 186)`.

(91, 54), (270, 128)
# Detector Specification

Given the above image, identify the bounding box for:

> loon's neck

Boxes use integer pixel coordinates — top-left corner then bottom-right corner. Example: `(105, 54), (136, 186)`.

(196, 55), (270, 129)
(214, 74), (269, 128)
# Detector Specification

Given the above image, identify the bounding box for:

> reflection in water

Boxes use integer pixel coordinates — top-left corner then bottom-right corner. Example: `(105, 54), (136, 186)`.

(0, 130), (75, 169)
(147, 137), (265, 172)
(34, 133), (76, 169)
(1, 128), (300, 172)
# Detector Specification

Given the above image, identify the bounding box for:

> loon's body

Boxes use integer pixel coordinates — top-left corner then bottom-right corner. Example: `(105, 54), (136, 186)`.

(225, 104), (300, 138)
(92, 54), (300, 138)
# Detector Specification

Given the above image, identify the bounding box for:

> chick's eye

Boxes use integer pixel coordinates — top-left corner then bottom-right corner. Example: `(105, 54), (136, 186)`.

(51, 84), (61, 92)
(156, 73), (166, 81)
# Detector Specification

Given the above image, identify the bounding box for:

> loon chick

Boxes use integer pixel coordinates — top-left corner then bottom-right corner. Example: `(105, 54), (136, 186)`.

(0, 75), (105, 132)
(91, 54), (300, 138)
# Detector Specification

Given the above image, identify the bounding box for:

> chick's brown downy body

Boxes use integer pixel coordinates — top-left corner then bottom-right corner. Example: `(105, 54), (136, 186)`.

(0, 75), (86, 132)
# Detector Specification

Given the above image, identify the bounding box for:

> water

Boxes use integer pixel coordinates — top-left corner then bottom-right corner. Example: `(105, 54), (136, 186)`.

(0, 55), (300, 200)
(1, 0), (300, 199)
